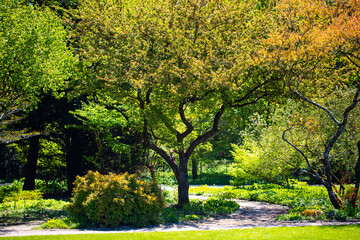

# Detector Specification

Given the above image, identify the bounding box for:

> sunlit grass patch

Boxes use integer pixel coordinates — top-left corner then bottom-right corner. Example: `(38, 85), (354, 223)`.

(1, 225), (360, 240)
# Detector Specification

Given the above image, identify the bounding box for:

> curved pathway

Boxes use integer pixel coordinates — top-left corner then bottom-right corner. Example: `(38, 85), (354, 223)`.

(1, 197), (360, 237)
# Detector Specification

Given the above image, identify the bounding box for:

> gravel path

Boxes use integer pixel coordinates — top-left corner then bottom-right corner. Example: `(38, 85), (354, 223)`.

(1, 197), (360, 237)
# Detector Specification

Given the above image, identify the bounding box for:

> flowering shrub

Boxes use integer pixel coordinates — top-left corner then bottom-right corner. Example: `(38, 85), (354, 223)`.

(67, 171), (165, 227)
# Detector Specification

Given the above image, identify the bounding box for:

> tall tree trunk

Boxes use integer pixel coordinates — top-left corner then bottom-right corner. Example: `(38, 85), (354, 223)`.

(23, 136), (40, 190)
(192, 158), (198, 180)
(0, 144), (7, 180)
(323, 156), (343, 209)
(177, 159), (190, 206)
(351, 140), (360, 207)
(65, 129), (85, 194)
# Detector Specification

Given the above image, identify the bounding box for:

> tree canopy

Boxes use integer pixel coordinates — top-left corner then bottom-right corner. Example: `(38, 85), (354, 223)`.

(71, 0), (283, 204)
(1, 0), (359, 211)
(259, 0), (360, 208)
(0, 0), (77, 143)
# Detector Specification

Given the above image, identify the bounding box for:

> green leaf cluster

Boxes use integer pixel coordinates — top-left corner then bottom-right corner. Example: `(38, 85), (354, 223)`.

(0, 0), (77, 142)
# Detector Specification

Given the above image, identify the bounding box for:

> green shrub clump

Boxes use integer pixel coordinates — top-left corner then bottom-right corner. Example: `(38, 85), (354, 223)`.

(67, 171), (165, 227)
(203, 198), (240, 214)
(160, 198), (239, 223)
(0, 180), (23, 203)
(38, 218), (78, 229)
(2, 190), (43, 202)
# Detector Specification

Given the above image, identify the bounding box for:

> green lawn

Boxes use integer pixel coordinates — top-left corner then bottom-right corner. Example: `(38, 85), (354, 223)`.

(2, 225), (360, 240)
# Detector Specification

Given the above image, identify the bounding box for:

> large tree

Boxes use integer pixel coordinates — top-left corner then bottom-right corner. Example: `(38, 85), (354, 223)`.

(71, 0), (282, 205)
(0, 0), (77, 143)
(260, 0), (360, 208)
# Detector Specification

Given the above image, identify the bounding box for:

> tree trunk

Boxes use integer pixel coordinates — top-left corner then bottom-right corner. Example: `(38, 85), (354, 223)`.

(65, 129), (85, 194)
(351, 140), (360, 207)
(149, 166), (156, 181)
(192, 158), (198, 180)
(23, 136), (40, 190)
(177, 158), (190, 206)
(326, 185), (343, 209)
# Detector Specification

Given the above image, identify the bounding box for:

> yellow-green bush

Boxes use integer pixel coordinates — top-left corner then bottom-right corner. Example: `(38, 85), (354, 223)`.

(2, 190), (43, 202)
(67, 171), (165, 227)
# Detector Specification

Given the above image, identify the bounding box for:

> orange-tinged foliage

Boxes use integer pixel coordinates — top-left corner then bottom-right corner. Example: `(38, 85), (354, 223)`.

(301, 209), (323, 217)
(260, 0), (360, 84)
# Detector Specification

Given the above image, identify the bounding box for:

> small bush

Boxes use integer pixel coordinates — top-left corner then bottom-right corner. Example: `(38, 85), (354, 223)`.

(159, 198), (239, 223)
(203, 198), (240, 214)
(301, 209), (323, 217)
(38, 218), (77, 229)
(35, 179), (68, 194)
(67, 171), (165, 227)
(0, 180), (23, 203)
(155, 171), (177, 185)
(184, 214), (204, 221)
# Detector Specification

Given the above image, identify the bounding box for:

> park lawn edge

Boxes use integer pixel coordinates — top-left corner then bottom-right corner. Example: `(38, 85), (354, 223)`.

(1, 224), (360, 240)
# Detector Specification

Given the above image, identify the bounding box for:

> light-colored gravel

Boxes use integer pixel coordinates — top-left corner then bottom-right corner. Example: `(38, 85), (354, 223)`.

(1, 197), (360, 237)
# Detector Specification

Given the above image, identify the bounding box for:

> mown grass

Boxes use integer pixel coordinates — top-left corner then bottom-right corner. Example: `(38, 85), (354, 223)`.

(1, 225), (360, 240)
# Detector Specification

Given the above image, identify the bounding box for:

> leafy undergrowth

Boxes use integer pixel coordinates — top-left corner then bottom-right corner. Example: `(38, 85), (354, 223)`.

(0, 199), (69, 224)
(0, 181), (70, 225)
(0, 179), (67, 203)
(35, 218), (79, 229)
(160, 198), (240, 223)
(14, 190), (239, 229)
(1, 178), (239, 229)
(189, 181), (360, 221)
(35, 198), (239, 229)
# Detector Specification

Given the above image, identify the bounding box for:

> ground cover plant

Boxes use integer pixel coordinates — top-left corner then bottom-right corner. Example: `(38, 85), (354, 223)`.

(0, 199), (69, 224)
(1, 225), (360, 240)
(32, 196), (240, 229)
(160, 198), (239, 223)
(35, 218), (78, 230)
(0, 179), (68, 202)
(0, 175), (239, 229)
(189, 181), (360, 221)
(0, 181), (69, 224)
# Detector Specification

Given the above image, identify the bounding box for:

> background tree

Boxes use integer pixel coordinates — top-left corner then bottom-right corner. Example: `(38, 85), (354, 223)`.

(71, 102), (145, 174)
(231, 95), (360, 187)
(230, 106), (306, 186)
(0, 0), (76, 143)
(71, 0), (282, 205)
(259, 0), (360, 208)
(0, 0), (78, 191)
